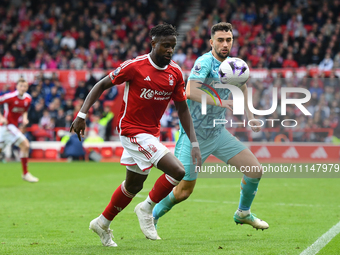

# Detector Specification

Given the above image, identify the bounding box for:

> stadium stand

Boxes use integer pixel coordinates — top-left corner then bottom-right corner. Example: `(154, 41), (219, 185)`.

(0, 0), (339, 145)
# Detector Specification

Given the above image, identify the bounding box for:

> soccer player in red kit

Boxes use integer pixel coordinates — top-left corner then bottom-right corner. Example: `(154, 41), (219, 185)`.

(70, 24), (201, 247)
(0, 78), (39, 182)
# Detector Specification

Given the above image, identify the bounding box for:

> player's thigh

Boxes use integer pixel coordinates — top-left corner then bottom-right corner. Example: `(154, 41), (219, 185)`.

(120, 133), (170, 172)
(212, 129), (247, 163)
(2, 125), (26, 147)
(175, 132), (211, 181)
(157, 152), (185, 180)
(228, 149), (262, 178)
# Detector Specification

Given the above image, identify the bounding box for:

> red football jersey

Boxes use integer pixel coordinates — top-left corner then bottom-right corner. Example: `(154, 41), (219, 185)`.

(109, 54), (186, 137)
(0, 91), (32, 126)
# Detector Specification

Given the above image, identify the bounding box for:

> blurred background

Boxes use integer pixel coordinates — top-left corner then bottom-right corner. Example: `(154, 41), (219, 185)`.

(0, 0), (339, 161)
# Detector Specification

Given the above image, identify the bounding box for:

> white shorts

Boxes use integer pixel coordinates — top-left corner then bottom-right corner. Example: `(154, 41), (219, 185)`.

(120, 133), (170, 175)
(0, 124), (26, 150)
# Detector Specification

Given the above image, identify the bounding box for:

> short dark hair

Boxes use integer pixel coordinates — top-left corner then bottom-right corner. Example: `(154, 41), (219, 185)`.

(150, 23), (178, 39)
(17, 77), (26, 84)
(211, 22), (233, 38)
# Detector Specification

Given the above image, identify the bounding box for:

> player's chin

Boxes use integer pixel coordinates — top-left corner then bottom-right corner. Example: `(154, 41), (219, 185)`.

(162, 59), (171, 65)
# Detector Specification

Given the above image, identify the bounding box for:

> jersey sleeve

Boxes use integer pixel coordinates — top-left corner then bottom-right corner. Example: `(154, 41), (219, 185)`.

(188, 56), (211, 81)
(171, 69), (187, 102)
(0, 94), (11, 105)
(109, 60), (136, 85)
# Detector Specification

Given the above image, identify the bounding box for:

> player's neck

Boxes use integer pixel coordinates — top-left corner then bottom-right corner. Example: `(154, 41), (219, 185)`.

(149, 53), (166, 68)
(211, 50), (224, 62)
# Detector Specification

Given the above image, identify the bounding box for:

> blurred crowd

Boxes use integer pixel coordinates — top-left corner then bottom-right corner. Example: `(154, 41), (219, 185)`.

(0, 0), (185, 70)
(0, 0), (340, 143)
(173, 0), (340, 70)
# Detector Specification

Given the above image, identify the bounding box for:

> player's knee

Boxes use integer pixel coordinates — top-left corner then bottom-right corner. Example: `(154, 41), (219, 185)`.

(125, 182), (143, 195)
(172, 164), (185, 182)
(20, 139), (30, 151)
(245, 165), (263, 178)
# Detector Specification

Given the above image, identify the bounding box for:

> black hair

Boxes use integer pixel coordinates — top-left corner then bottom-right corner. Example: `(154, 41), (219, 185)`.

(150, 23), (178, 39)
(211, 22), (233, 37)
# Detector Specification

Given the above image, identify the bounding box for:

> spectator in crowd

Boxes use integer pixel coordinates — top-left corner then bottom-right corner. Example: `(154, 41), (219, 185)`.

(318, 53), (334, 71)
(74, 80), (88, 101)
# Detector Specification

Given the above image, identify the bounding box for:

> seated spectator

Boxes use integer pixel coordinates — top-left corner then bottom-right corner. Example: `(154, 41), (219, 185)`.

(74, 80), (88, 101)
(182, 48), (196, 70)
(60, 32), (76, 50)
(55, 109), (66, 128)
(282, 53), (298, 68)
(40, 109), (53, 129)
(172, 48), (186, 66)
(318, 53), (334, 71)
(28, 101), (44, 125)
(105, 86), (118, 101)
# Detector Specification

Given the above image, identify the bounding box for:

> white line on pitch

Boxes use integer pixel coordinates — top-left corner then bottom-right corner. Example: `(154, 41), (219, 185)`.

(300, 221), (340, 255)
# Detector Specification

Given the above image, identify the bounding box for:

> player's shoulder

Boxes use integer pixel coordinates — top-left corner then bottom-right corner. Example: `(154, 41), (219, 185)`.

(169, 60), (183, 73)
(120, 54), (149, 69)
(2, 90), (18, 100)
(196, 51), (214, 65)
(24, 92), (32, 100)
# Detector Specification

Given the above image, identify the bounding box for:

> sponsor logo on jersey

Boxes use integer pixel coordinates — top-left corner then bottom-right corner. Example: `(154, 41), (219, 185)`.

(12, 107), (25, 113)
(144, 76), (151, 81)
(140, 88), (172, 100)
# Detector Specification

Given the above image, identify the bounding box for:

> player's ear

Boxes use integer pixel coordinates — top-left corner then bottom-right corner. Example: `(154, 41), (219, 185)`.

(151, 39), (156, 49)
(209, 38), (213, 48)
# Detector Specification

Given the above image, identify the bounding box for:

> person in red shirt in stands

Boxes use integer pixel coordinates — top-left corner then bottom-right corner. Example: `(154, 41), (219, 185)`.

(70, 23), (201, 247)
(282, 53), (299, 68)
(0, 78), (39, 182)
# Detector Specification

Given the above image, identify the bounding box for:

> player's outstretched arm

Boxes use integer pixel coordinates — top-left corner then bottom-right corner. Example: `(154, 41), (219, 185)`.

(186, 80), (233, 111)
(70, 75), (113, 140)
(0, 112), (7, 125)
(174, 100), (202, 167)
(240, 84), (261, 132)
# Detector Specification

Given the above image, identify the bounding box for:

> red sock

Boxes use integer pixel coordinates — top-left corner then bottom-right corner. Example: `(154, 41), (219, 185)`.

(21, 158), (28, 175)
(102, 182), (135, 221)
(149, 174), (179, 203)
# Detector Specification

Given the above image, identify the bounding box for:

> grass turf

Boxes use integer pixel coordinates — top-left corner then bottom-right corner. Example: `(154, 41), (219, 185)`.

(0, 162), (339, 255)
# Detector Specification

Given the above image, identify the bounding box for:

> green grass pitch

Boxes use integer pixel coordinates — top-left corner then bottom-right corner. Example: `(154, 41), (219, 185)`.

(0, 162), (339, 255)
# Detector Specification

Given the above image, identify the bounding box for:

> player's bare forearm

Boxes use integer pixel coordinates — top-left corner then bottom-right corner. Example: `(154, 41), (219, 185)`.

(240, 84), (254, 120)
(186, 80), (232, 110)
(186, 80), (221, 106)
(22, 112), (29, 126)
(80, 76), (113, 114)
(174, 100), (198, 143)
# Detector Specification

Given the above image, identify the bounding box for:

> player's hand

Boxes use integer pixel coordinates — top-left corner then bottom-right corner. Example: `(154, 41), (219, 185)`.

(249, 119), (262, 132)
(191, 147), (202, 168)
(0, 118), (8, 125)
(22, 118), (29, 126)
(221, 100), (233, 111)
(70, 117), (86, 141)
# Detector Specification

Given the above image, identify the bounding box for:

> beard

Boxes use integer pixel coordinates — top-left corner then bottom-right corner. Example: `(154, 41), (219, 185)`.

(216, 50), (229, 61)
(155, 54), (171, 67)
